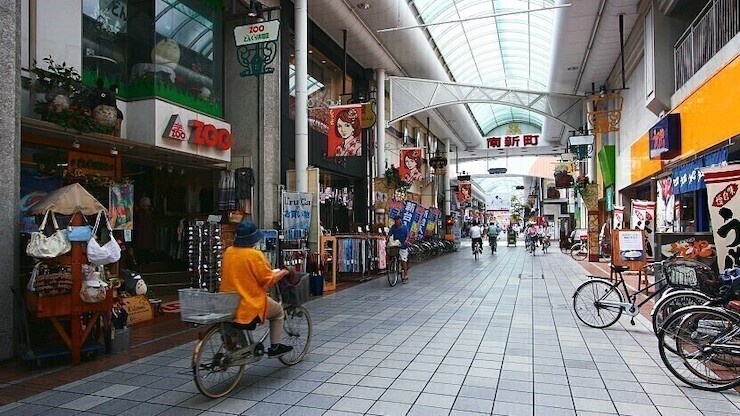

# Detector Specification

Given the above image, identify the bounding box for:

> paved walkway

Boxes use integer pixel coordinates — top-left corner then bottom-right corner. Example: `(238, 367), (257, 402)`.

(2, 244), (740, 416)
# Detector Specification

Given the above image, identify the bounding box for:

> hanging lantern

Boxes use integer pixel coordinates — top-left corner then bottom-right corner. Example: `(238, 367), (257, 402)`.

(429, 151), (448, 176)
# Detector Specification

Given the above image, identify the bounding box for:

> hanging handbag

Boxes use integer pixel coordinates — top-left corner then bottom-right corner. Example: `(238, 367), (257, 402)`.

(67, 212), (94, 242)
(80, 265), (108, 303)
(26, 211), (71, 258)
(87, 212), (121, 265)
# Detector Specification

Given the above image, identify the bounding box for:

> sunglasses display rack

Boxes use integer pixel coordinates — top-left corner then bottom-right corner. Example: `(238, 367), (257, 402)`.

(187, 221), (223, 292)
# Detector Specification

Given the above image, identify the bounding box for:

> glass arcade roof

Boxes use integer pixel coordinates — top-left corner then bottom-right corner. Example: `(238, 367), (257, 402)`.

(410, 0), (556, 135)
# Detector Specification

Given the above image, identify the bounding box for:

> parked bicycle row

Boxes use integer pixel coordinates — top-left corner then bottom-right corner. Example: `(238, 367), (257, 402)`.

(573, 257), (740, 392)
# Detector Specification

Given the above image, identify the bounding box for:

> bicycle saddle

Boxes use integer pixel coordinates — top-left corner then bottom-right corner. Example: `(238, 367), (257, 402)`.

(233, 316), (261, 331)
(610, 264), (630, 273)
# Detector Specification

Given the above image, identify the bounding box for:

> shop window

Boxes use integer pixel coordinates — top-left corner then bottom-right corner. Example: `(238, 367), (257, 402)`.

(288, 37), (353, 135)
(82, 0), (223, 117)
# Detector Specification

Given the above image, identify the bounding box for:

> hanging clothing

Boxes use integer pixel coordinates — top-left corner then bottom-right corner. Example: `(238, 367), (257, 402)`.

(218, 171), (236, 211)
(235, 168), (255, 200)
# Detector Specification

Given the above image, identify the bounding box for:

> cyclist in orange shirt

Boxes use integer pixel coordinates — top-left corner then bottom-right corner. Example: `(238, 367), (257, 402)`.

(220, 221), (293, 357)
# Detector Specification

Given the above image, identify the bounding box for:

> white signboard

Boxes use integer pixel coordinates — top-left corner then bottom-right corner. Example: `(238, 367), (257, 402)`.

(704, 165), (740, 271)
(486, 193), (511, 211)
(234, 20), (281, 47)
(619, 231), (644, 251)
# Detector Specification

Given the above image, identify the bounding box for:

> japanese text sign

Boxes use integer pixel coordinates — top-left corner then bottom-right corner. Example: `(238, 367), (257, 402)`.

(282, 192), (312, 239)
(704, 166), (740, 270)
(400, 200), (417, 235)
(486, 134), (540, 149)
(649, 114), (681, 160)
(234, 20), (280, 46)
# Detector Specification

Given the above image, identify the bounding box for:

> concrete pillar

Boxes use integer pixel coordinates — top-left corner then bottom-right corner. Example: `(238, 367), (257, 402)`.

(0, 0), (20, 360)
(443, 139), (451, 216)
(294, 0), (308, 192)
(375, 68), (386, 177)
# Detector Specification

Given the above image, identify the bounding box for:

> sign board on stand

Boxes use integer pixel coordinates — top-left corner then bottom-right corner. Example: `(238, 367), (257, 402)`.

(121, 295), (153, 325)
(611, 230), (647, 272)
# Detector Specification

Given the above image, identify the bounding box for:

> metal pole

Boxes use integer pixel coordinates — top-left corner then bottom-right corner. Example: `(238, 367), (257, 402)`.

(376, 68), (386, 177)
(444, 139), (451, 216)
(294, 0), (308, 192)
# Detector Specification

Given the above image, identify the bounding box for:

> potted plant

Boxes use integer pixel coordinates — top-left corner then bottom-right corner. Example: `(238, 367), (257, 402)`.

(385, 165), (410, 193)
(554, 163), (574, 188)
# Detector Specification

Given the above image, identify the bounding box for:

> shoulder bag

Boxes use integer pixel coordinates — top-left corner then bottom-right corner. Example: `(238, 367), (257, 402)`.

(87, 212), (121, 265)
(26, 211), (72, 258)
(67, 212), (94, 242)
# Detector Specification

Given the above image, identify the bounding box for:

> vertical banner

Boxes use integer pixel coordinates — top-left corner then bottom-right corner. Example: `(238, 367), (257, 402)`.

(613, 205), (624, 229)
(282, 192), (312, 239)
(645, 201), (656, 257)
(409, 205), (426, 239)
(657, 176), (675, 233)
(387, 200), (403, 226)
(631, 200), (647, 230)
(416, 208), (430, 240)
(703, 166), (740, 270)
(400, 200), (417, 235)
(426, 209), (438, 236)
(327, 104), (362, 157)
(109, 183), (134, 230)
(674, 200), (682, 232)
(399, 147), (424, 183)
(457, 183), (472, 204)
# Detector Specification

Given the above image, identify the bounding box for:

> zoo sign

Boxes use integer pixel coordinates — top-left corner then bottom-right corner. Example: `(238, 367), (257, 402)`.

(234, 20), (280, 46)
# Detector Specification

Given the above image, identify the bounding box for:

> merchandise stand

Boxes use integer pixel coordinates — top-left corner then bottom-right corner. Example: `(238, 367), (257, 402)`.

(321, 234), (387, 286)
(24, 214), (114, 365)
(319, 236), (337, 292)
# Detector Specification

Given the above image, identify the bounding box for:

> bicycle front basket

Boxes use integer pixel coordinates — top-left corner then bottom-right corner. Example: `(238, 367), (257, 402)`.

(178, 289), (240, 324)
(663, 259), (713, 291)
(387, 246), (401, 258)
(280, 273), (310, 305)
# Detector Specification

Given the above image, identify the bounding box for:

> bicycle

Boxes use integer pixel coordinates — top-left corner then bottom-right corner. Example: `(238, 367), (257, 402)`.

(472, 240), (482, 260)
(570, 240), (588, 261)
(180, 282), (313, 398)
(541, 235), (550, 253)
(386, 245), (402, 287)
(573, 262), (681, 328)
(525, 235), (537, 256)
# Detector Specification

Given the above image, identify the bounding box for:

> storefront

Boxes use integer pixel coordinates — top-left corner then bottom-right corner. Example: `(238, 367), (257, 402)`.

(279, 0), (372, 233)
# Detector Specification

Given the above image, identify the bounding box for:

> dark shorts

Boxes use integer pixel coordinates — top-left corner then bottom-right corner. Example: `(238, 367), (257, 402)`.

(472, 237), (483, 248)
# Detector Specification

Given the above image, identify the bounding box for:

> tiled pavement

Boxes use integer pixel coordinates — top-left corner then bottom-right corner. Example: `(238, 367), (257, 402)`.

(2, 243), (740, 415)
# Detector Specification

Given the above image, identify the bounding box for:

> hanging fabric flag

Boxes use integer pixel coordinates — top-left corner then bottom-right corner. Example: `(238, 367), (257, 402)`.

(703, 165), (740, 270)
(327, 104), (363, 157)
(398, 147), (424, 183)
(657, 176), (675, 233)
(613, 205), (624, 229)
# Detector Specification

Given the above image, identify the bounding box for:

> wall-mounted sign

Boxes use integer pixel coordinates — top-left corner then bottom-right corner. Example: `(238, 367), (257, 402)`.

(162, 115), (186, 141)
(361, 100), (377, 129)
(234, 20), (280, 46)
(488, 168), (507, 174)
(649, 113), (681, 159)
(486, 134), (540, 149)
(162, 115), (232, 150)
(68, 151), (116, 177)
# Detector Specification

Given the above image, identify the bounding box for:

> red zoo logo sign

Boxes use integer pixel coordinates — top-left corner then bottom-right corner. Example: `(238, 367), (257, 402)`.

(189, 120), (232, 151)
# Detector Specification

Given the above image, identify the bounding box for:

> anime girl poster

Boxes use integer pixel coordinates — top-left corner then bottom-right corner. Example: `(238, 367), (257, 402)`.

(457, 183), (472, 204)
(327, 104), (362, 157)
(399, 147), (424, 183)
(109, 183), (134, 230)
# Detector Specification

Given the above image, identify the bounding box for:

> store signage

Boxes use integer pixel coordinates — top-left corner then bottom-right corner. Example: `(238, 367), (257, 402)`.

(121, 295), (153, 325)
(163, 115), (186, 141)
(162, 115), (232, 150)
(68, 151), (116, 177)
(486, 134), (540, 149)
(649, 113), (681, 159)
(488, 168), (507, 174)
(234, 20), (280, 46)
(704, 165), (740, 270)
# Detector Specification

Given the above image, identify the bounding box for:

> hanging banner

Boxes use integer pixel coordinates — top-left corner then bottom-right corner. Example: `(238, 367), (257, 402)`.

(109, 183), (134, 230)
(414, 207), (429, 240)
(703, 165), (740, 270)
(426, 209), (439, 236)
(613, 205), (624, 229)
(399, 147), (424, 183)
(632, 200), (655, 257)
(457, 183), (472, 204)
(327, 104), (362, 157)
(400, 200), (417, 235)
(282, 192), (312, 240)
(657, 176), (675, 233)
(486, 193), (511, 211)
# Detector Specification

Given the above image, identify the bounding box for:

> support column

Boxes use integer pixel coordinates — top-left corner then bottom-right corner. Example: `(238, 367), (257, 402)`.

(294, 0), (308, 192)
(0, 0), (20, 360)
(375, 68), (386, 177)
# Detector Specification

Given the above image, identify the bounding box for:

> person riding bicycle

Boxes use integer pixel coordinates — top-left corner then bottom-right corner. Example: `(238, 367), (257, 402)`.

(487, 222), (501, 252)
(220, 221), (294, 357)
(469, 221), (483, 254)
(388, 216), (410, 282)
(525, 223), (538, 249)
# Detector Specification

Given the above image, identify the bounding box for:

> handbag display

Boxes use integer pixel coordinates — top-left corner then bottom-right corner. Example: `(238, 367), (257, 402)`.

(87, 212), (121, 266)
(80, 265), (108, 303)
(67, 212), (93, 242)
(26, 211), (71, 259)
(33, 264), (73, 296)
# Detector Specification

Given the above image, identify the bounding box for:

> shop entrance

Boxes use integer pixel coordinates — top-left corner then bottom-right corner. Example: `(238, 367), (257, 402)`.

(319, 172), (359, 234)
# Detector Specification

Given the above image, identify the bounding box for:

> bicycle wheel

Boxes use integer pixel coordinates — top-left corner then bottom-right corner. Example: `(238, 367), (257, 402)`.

(573, 279), (624, 328)
(279, 305), (313, 365)
(474, 248), (479, 261)
(652, 290), (711, 336)
(658, 306), (740, 391)
(571, 244), (587, 261)
(387, 258), (399, 287)
(193, 324), (245, 398)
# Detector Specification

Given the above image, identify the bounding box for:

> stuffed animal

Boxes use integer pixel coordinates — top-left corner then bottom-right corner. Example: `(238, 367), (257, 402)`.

(88, 79), (123, 135)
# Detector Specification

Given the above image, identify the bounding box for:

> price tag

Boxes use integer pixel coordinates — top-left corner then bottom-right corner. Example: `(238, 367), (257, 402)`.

(207, 215), (222, 223)
(124, 229), (132, 242)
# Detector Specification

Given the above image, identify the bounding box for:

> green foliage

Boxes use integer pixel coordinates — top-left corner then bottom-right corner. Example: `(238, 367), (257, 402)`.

(510, 194), (525, 225)
(385, 165), (411, 191)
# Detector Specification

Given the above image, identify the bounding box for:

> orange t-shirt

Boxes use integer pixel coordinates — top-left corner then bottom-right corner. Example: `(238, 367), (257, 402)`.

(220, 247), (278, 324)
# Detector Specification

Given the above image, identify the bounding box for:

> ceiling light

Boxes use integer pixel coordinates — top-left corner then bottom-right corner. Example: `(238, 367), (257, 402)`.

(357, 2), (371, 10)
(321, 60), (326, 64)
(308, 49), (313, 54)
(567, 66), (579, 71)
(110, 145), (118, 156)
(71, 139), (80, 149)
(247, 0), (259, 17)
